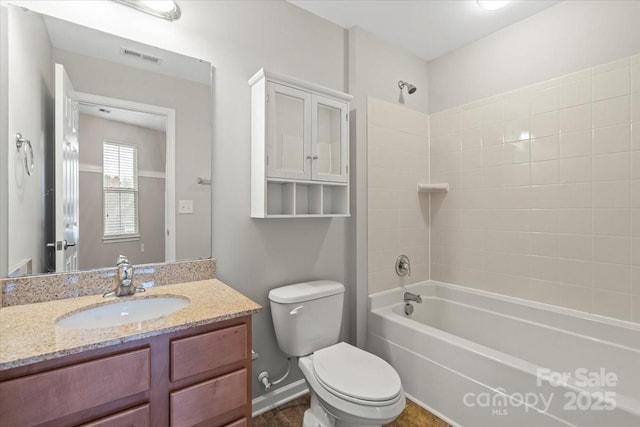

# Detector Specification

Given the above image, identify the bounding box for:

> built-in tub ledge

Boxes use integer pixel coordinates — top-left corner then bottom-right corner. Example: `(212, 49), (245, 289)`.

(417, 183), (448, 193)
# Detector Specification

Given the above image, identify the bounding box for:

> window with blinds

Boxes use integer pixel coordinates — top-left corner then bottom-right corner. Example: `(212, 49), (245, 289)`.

(103, 141), (139, 240)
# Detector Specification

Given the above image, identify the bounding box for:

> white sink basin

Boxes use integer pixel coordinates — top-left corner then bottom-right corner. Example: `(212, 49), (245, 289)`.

(56, 296), (190, 329)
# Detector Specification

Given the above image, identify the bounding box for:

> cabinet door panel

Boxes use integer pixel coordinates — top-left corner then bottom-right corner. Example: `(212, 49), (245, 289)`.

(170, 369), (247, 426)
(0, 348), (150, 427)
(312, 95), (348, 183)
(267, 82), (311, 180)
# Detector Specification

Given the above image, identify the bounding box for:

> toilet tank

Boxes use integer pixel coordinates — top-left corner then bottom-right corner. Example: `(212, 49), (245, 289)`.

(268, 280), (345, 357)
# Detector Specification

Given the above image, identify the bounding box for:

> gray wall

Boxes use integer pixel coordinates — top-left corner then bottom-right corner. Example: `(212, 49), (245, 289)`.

(53, 48), (212, 262)
(428, 0), (640, 113)
(78, 114), (165, 269)
(6, 7), (53, 275)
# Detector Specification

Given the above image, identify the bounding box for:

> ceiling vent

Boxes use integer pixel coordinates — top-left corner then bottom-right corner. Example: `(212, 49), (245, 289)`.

(120, 47), (163, 65)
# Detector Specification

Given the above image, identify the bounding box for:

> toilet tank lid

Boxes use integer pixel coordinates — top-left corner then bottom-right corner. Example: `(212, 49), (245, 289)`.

(268, 280), (345, 304)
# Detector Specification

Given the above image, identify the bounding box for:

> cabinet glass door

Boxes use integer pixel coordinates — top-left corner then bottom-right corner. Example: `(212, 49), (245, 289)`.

(267, 82), (311, 180)
(312, 95), (348, 183)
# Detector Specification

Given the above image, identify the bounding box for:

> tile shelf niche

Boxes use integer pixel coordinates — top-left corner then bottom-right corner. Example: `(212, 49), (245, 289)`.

(417, 183), (449, 193)
(250, 68), (352, 218)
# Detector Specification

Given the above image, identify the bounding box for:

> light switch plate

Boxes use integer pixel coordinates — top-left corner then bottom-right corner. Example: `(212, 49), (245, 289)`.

(178, 200), (194, 214)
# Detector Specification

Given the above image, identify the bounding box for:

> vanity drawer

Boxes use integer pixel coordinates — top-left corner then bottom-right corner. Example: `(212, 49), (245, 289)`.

(170, 368), (247, 426)
(81, 404), (150, 427)
(224, 417), (247, 427)
(0, 348), (150, 426)
(170, 324), (247, 381)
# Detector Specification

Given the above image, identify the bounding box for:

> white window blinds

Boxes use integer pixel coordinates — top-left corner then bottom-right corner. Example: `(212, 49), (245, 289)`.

(103, 141), (139, 239)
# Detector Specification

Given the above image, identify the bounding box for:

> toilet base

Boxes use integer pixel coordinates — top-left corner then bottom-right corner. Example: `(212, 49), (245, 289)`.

(303, 393), (335, 427)
(303, 390), (385, 427)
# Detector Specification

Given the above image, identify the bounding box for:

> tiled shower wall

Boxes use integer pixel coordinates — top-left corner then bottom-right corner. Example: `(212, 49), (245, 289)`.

(430, 54), (640, 322)
(367, 98), (429, 294)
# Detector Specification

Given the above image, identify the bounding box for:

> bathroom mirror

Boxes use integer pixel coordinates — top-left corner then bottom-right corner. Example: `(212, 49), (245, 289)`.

(3, 6), (213, 277)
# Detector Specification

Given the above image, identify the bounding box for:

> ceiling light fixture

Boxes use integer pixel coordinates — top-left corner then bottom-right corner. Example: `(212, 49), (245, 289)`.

(476, 0), (510, 11)
(113, 0), (181, 21)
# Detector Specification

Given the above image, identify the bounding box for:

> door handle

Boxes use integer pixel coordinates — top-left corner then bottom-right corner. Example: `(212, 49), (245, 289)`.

(47, 240), (77, 250)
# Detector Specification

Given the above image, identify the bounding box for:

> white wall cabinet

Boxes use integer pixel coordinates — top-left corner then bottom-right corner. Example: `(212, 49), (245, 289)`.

(250, 69), (352, 218)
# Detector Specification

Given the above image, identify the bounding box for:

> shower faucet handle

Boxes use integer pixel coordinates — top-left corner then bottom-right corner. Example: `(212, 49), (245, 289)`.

(395, 255), (411, 276)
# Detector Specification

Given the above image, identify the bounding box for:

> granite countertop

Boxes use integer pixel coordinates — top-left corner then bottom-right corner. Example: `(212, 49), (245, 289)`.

(0, 279), (261, 371)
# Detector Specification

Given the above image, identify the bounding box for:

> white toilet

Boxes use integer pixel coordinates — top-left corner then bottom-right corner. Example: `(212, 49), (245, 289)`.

(268, 280), (405, 427)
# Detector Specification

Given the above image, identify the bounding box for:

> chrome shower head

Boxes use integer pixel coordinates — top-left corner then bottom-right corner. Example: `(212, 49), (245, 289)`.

(398, 80), (417, 94)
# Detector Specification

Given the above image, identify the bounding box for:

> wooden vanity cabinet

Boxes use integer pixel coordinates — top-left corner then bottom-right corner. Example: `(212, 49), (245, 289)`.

(0, 316), (252, 427)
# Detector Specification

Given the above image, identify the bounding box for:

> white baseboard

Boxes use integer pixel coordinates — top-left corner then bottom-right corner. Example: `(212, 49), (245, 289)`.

(252, 379), (308, 417)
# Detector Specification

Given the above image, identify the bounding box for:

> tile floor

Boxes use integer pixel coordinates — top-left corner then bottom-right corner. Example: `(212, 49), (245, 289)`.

(253, 394), (451, 427)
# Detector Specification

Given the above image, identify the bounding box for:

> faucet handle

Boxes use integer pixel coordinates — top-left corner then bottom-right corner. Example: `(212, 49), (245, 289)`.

(116, 255), (129, 265)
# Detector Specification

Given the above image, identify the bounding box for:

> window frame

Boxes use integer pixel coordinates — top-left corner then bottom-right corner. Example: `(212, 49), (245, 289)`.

(102, 139), (140, 242)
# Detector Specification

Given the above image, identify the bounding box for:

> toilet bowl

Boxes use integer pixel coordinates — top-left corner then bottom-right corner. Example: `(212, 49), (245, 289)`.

(268, 281), (406, 427)
(299, 342), (405, 427)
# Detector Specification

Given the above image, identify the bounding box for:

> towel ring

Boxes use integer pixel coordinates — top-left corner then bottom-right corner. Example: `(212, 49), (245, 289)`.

(16, 133), (35, 176)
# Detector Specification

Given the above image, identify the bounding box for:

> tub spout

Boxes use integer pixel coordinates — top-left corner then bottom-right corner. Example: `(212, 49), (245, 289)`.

(404, 291), (422, 303)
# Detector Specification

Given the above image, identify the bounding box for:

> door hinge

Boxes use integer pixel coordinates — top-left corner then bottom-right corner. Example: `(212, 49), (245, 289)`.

(266, 94), (269, 103)
(346, 113), (348, 121)
(266, 155), (269, 166)
(346, 165), (349, 174)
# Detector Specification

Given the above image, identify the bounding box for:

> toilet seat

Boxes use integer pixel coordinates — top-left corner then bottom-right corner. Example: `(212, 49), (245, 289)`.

(312, 342), (402, 406)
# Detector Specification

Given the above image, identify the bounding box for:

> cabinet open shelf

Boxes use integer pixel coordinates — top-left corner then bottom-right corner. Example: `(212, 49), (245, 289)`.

(261, 180), (348, 218)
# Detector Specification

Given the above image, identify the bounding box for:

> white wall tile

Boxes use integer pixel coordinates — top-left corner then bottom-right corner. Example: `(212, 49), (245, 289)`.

(531, 160), (558, 185)
(531, 85), (558, 115)
(633, 122), (640, 151)
(633, 151), (640, 179)
(593, 66), (630, 101)
(593, 263), (632, 293)
(482, 145), (504, 167)
(504, 118), (530, 143)
(531, 135), (559, 161)
(633, 60), (640, 93)
(593, 152), (631, 181)
(558, 234), (593, 261)
(428, 54), (640, 322)
(558, 183), (592, 208)
(559, 77), (591, 109)
(560, 130), (592, 158)
(558, 259), (592, 287)
(531, 111), (559, 138)
(593, 209), (631, 236)
(503, 163), (530, 187)
(558, 156), (592, 183)
(593, 236), (631, 264)
(592, 181), (630, 208)
(559, 104), (592, 133)
(593, 95), (631, 128)
(559, 209), (592, 235)
(481, 124), (504, 147)
(593, 124), (631, 154)
(461, 129), (482, 150)
(592, 289), (632, 321)
(503, 141), (530, 165)
(633, 92), (640, 122)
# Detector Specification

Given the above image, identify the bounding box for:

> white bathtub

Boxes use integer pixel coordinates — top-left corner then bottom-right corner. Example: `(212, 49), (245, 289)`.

(367, 281), (640, 427)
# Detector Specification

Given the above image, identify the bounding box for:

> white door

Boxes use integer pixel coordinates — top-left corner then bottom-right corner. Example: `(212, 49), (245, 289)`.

(53, 64), (79, 272)
(266, 82), (312, 180)
(311, 95), (348, 183)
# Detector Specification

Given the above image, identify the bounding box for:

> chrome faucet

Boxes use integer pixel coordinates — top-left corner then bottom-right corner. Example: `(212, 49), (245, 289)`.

(404, 291), (422, 303)
(103, 255), (145, 298)
(395, 255), (411, 277)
